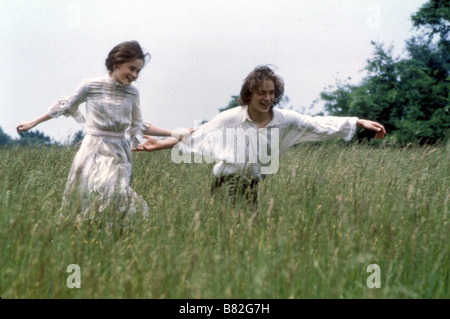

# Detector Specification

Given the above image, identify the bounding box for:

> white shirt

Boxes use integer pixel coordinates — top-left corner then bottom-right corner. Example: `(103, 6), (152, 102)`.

(175, 106), (358, 181)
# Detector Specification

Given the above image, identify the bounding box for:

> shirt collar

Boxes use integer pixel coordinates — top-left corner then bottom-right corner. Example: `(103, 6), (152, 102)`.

(240, 105), (252, 123)
(240, 105), (283, 127)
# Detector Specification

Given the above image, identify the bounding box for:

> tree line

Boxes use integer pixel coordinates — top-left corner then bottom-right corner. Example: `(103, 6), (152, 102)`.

(318, 0), (449, 145)
(2, 1), (448, 147)
(0, 127), (84, 147)
(221, 0), (449, 146)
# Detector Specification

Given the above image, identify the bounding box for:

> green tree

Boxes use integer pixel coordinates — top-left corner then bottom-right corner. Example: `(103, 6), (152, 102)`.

(0, 127), (13, 146)
(70, 130), (85, 145)
(17, 130), (53, 147)
(320, 0), (449, 145)
(219, 95), (240, 112)
(411, 0), (449, 48)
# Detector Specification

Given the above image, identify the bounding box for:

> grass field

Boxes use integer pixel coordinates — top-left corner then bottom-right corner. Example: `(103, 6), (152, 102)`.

(0, 142), (448, 299)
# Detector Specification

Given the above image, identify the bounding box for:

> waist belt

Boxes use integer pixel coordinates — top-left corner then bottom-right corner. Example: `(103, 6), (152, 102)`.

(86, 128), (126, 138)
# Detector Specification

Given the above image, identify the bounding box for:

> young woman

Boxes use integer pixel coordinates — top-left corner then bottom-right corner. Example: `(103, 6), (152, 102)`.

(17, 41), (176, 218)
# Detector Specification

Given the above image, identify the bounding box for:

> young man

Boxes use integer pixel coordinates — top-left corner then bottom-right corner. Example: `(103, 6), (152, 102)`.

(134, 65), (386, 205)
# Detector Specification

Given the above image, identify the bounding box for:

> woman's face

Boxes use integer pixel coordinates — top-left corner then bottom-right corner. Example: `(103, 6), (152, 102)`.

(111, 58), (144, 85)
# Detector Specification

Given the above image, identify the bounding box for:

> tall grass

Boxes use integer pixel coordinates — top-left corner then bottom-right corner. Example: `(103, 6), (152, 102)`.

(0, 142), (448, 298)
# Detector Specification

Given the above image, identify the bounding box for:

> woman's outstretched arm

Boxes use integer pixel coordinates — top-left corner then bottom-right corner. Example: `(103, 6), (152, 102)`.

(132, 135), (178, 152)
(16, 113), (52, 134)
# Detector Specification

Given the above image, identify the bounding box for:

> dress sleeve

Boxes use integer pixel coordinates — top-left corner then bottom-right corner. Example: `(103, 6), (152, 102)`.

(47, 79), (89, 123)
(128, 90), (149, 149)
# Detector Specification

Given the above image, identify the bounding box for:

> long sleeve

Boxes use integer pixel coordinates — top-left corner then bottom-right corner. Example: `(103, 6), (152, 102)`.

(297, 115), (358, 141)
(175, 110), (239, 163)
(47, 79), (89, 123)
(279, 110), (358, 152)
(128, 91), (149, 149)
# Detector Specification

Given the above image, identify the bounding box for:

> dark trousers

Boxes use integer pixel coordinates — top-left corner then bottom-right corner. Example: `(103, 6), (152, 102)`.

(211, 175), (259, 206)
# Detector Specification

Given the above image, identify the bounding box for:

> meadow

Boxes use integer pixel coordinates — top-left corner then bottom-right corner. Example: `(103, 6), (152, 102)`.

(0, 142), (448, 299)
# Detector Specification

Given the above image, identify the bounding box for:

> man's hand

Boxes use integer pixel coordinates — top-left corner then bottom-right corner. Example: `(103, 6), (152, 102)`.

(356, 119), (386, 140)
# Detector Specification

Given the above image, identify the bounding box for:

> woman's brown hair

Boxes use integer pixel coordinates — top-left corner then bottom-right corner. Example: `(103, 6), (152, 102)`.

(105, 40), (150, 72)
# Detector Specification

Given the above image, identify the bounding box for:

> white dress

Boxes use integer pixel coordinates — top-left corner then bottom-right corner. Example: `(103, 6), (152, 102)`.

(48, 74), (149, 217)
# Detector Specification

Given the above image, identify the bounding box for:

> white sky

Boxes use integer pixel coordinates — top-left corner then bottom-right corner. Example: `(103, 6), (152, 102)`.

(0, 0), (427, 143)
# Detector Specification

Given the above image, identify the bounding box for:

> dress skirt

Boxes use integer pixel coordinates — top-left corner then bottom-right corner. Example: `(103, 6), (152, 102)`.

(61, 134), (149, 217)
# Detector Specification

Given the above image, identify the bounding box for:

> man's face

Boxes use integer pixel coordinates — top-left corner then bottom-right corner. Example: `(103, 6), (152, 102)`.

(248, 79), (275, 114)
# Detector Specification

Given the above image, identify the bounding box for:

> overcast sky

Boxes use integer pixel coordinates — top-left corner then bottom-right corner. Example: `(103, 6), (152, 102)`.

(0, 0), (427, 143)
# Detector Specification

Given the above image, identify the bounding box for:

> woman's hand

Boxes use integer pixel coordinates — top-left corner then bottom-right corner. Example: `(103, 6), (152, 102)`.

(132, 135), (179, 152)
(356, 119), (387, 140)
(16, 121), (36, 134)
(16, 113), (51, 135)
